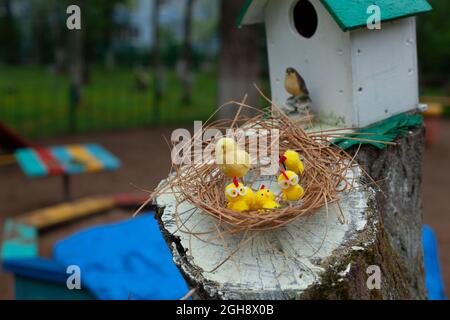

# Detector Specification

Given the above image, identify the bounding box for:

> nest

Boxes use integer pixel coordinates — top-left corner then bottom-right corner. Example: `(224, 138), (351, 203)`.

(144, 97), (370, 233)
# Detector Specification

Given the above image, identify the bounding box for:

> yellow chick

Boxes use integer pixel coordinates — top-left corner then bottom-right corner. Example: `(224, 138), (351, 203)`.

(215, 137), (251, 178)
(225, 177), (254, 212)
(280, 149), (304, 175)
(278, 169), (304, 201)
(254, 185), (280, 210)
(284, 67), (309, 98)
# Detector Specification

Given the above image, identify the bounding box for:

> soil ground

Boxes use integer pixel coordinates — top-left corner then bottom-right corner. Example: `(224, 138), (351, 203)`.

(0, 120), (449, 300)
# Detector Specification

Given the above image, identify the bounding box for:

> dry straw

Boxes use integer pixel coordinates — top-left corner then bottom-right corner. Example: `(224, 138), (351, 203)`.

(139, 93), (389, 234)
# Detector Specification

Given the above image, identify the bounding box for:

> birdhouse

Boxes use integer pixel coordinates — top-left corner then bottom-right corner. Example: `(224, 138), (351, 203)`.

(238, 0), (432, 127)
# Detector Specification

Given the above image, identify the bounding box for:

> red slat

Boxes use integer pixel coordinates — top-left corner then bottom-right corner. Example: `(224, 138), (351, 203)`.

(34, 148), (65, 175)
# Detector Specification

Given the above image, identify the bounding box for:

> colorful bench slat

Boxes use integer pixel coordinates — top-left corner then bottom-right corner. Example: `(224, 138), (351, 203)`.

(15, 148), (48, 177)
(17, 196), (116, 230)
(66, 145), (104, 172)
(50, 146), (85, 174)
(84, 144), (120, 171)
(35, 147), (64, 175)
(1, 220), (37, 260)
(15, 144), (121, 178)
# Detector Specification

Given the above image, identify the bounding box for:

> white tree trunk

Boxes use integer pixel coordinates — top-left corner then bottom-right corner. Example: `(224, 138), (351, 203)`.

(154, 166), (412, 299)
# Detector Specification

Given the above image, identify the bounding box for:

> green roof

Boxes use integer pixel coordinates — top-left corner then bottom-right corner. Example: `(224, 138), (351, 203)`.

(238, 0), (432, 31)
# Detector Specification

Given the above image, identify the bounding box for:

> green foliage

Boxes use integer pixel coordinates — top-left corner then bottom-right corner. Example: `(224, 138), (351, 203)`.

(80, 0), (130, 62)
(0, 65), (217, 138)
(160, 27), (181, 68)
(417, 0), (450, 80)
(29, 0), (55, 64)
(0, 0), (21, 64)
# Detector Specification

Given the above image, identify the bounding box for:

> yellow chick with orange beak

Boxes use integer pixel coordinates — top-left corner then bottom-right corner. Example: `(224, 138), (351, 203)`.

(215, 137), (251, 179)
(278, 169), (304, 201)
(254, 185), (280, 210)
(280, 149), (304, 176)
(225, 177), (255, 212)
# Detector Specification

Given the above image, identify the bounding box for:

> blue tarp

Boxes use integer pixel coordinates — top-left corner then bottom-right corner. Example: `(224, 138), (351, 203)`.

(423, 225), (447, 300)
(53, 213), (189, 300)
(53, 215), (446, 300)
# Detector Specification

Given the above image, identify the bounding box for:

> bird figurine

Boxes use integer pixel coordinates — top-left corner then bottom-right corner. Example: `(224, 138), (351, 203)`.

(284, 67), (309, 98)
(278, 169), (304, 201)
(280, 149), (304, 175)
(225, 177), (254, 212)
(215, 137), (251, 179)
(283, 67), (312, 118)
(254, 185), (280, 210)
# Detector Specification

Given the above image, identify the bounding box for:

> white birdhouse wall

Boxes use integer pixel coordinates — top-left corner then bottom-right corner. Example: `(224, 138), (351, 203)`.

(350, 17), (419, 127)
(265, 0), (354, 126)
(264, 0), (420, 128)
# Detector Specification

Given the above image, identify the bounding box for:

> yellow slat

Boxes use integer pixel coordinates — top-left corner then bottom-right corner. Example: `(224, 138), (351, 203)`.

(421, 96), (450, 105)
(67, 145), (104, 172)
(422, 102), (443, 117)
(18, 197), (115, 229)
(0, 154), (15, 166)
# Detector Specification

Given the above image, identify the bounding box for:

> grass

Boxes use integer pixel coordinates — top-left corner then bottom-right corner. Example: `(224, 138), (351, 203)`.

(0, 65), (218, 139)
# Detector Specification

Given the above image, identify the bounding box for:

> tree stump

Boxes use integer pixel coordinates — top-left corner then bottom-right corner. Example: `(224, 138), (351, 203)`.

(349, 126), (426, 299)
(154, 167), (412, 299)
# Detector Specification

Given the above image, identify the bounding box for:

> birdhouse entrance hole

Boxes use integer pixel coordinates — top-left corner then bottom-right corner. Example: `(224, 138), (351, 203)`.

(292, 0), (318, 39)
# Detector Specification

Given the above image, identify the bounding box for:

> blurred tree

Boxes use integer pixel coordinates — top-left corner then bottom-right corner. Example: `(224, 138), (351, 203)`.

(160, 27), (180, 67)
(49, 0), (66, 72)
(82, 0), (128, 68)
(152, 0), (164, 122)
(417, 0), (450, 88)
(68, 0), (84, 132)
(217, 0), (262, 119)
(102, 1), (116, 69)
(31, 0), (54, 64)
(191, 0), (219, 48)
(180, 0), (196, 105)
(0, 0), (21, 64)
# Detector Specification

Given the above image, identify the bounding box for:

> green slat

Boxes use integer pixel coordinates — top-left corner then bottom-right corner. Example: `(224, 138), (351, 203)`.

(1, 219), (38, 260)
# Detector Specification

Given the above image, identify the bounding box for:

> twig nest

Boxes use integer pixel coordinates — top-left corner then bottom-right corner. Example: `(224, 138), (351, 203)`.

(152, 104), (357, 232)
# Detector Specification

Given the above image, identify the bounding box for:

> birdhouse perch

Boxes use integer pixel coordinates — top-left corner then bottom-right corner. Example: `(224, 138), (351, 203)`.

(238, 0), (432, 127)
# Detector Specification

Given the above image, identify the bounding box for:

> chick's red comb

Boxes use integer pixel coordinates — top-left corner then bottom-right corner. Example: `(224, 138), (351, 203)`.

(280, 169), (289, 180)
(279, 155), (287, 163)
(233, 177), (239, 187)
(260, 185), (265, 190)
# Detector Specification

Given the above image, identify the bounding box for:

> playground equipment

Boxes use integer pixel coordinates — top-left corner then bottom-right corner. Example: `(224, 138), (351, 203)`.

(1, 122), (121, 200)
(0, 122), (32, 152)
(1, 193), (149, 300)
(0, 122), (31, 166)
(14, 144), (120, 200)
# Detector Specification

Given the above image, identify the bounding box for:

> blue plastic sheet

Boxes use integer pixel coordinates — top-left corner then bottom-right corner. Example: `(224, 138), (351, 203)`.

(53, 216), (446, 300)
(423, 225), (447, 300)
(53, 213), (189, 300)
